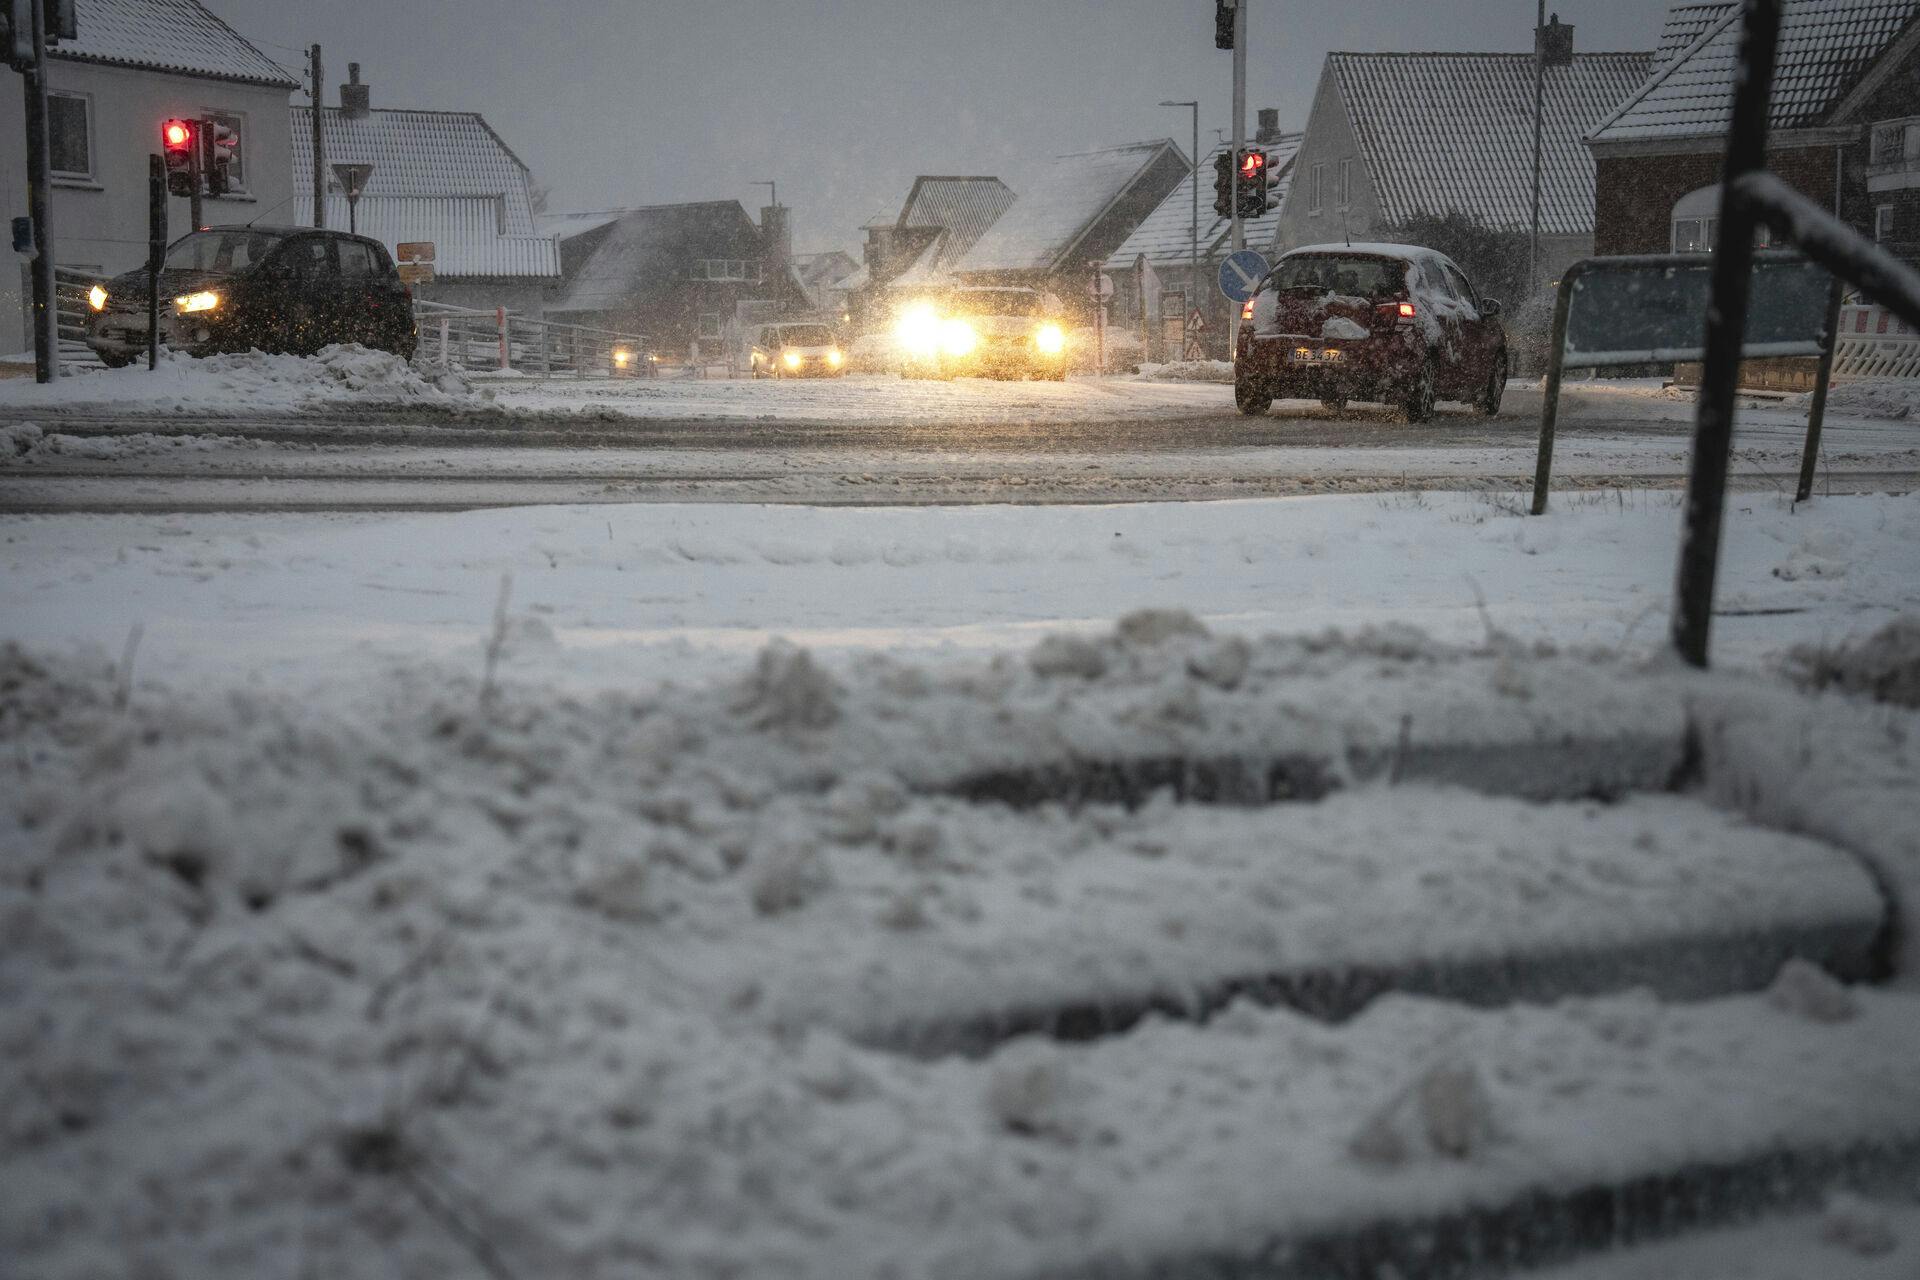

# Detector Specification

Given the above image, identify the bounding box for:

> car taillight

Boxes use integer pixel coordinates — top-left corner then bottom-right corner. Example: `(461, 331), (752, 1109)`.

(1241, 299), (1255, 321)
(1376, 300), (1417, 325)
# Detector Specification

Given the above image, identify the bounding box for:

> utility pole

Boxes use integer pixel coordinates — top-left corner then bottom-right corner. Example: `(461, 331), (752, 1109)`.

(20, 0), (57, 382)
(1529, 0), (1545, 297)
(1160, 99), (1199, 335)
(309, 44), (326, 228)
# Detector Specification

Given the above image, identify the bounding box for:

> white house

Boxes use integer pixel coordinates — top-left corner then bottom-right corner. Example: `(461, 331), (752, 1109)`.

(290, 66), (559, 317)
(0, 0), (297, 358)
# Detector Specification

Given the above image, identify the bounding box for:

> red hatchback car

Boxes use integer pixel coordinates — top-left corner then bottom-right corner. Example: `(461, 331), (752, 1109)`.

(1234, 243), (1508, 422)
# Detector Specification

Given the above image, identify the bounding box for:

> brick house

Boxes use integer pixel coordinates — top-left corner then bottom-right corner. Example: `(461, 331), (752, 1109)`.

(1588, 1), (1920, 267)
(1272, 48), (1654, 300)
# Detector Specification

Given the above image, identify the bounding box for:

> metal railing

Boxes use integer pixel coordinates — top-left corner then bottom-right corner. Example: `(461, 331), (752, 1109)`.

(53, 266), (106, 372)
(412, 301), (650, 378)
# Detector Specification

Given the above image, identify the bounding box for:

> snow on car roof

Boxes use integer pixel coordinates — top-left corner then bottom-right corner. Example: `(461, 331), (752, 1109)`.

(1590, 0), (1919, 145)
(1284, 242), (1451, 263)
(51, 0), (299, 88)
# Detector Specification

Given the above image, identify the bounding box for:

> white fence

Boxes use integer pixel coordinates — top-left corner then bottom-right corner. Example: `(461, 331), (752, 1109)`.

(414, 301), (654, 378)
(1833, 302), (1920, 379)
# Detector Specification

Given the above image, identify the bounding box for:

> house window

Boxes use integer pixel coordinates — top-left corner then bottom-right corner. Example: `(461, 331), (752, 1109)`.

(697, 312), (722, 338)
(1337, 158), (1354, 209)
(1308, 163), (1325, 214)
(692, 259), (763, 281)
(1673, 216), (1717, 253)
(48, 92), (90, 180)
(1876, 205), (1896, 243)
(201, 110), (247, 192)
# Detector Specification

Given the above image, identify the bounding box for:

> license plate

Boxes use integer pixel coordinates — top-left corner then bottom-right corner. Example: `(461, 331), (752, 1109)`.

(1289, 347), (1340, 365)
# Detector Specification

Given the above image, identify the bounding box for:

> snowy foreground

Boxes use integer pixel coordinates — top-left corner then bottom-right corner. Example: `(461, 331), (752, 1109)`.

(4, 488), (1920, 1276)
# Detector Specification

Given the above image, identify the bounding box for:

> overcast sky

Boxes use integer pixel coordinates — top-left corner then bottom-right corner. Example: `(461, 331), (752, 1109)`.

(214, 0), (1675, 255)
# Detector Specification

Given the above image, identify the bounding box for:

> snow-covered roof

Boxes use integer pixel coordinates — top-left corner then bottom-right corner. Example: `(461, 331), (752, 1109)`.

(538, 211), (627, 243)
(1657, 3), (1737, 67)
(1111, 133), (1304, 268)
(547, 201), (761, 314)
(292, 107), (557, 279)
(1330, 52), (1655, 237)
(792, 251), (861, 291)
(1590, 0), (1919, 145)
(955, 140), (1185, 274)
(50, 0), (298, 88)
(898, 178), (1015, 264)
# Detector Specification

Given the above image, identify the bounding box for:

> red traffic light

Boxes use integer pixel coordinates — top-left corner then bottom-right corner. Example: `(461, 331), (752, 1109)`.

(1238, 150), (1267, 179)
(163, 119), (193, 150)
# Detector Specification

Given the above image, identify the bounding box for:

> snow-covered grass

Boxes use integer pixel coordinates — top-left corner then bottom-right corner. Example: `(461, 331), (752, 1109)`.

(0, 345), (477, 414)
(2, 491), (1914, 693)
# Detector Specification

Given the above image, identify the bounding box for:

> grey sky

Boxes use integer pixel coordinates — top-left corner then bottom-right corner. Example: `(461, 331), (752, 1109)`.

(212, 0), (1674, 254)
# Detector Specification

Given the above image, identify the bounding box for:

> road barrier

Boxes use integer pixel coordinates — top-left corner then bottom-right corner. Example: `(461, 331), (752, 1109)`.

(413, 300), (649, 379)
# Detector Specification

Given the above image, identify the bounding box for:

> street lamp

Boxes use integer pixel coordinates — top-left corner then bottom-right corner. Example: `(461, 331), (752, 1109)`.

(1160, 99), (1200, 352)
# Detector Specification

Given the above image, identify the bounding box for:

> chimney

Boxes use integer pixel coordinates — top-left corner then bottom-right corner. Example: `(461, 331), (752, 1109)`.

(341, 63), (371, 119)
(761, 205), (792, 281)
(1256, 108), (1281, 144)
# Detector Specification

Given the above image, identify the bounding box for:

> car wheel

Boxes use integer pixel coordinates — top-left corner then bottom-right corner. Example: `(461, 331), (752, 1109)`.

(1235, 380), (1274, 416)
(1477, 351), (1508, 417)
(1402, 361), (1437, 424)
(1320, 396), (1347, 413)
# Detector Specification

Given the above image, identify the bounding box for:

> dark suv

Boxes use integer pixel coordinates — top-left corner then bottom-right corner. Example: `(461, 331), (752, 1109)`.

(86, 226), (418, 367)
(1234, 243), (1507, 422)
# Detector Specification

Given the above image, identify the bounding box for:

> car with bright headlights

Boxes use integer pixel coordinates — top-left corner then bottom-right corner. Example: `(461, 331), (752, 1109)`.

(85, 226), (417, 368)
(748, 323), (846, 378)
(894, 287), (1068, 380)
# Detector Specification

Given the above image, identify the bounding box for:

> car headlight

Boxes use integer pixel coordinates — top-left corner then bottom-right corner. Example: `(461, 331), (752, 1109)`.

(175, 290), (221, 313)
(827, 349), (843, 367)
(87, 285), (109, 312)
(895, 303), (940, 358)
(1034, 322), (1065, 355)
(939, 318), (977, 357)
(783, 350), (803, 369)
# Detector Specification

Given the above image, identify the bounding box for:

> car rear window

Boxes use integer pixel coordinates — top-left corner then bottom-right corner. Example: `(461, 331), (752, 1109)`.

(337, 241), (377, 279)
(1267, 255), (1407, 299)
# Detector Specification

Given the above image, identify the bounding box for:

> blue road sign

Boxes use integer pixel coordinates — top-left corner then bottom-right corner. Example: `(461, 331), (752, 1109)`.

(1218, 249), (1270, 303)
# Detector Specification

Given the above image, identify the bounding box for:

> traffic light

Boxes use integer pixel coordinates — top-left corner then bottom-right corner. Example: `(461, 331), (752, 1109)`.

(203, 119), (237, 197)
(162, 118), (195, 196)
(1236, 148), (1269, 219)
(1214, 0), (1235, 50)
(1212, 151), (1234, 219)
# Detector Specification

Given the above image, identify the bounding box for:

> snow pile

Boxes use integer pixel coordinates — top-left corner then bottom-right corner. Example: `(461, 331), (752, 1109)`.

(1133, 359), (1234, 383)
(1808, 379), (1920, 421)
(0, 345), (488, 414)
(0, 422), (266, 464)
(1787, 615), (1920, 707)
(3, 630), (1919, 1277)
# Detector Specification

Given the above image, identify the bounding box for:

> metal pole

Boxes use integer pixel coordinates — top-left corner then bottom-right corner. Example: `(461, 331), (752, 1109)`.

(1673, 0), (1782, 669)
(1189, 105), (1199, 327)
(188, 123), (202, 231)
(1229, 0), (1248, 352)
(1529, 0), (1545, 298)
(1530, 264), (1580, 514)
(147, 153), (164, 371)
(1795, 273), (1846, 503)
(310, 45), (327, 229)
(23, 0), (57, 382)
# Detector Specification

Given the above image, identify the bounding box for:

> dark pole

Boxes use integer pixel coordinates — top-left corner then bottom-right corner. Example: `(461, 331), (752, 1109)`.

(1672, 0), (1783, 668)
(1795, 273), (1846, 503)
(23, 0), (57, 382)
(187, 122), (203, 231)
(310, 44), (327, 229)
(147, 154), (164, 370)
(1529, 263), (1580, 514)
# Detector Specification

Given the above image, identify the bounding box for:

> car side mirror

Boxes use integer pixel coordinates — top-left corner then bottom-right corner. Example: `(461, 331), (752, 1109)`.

(1480, 297), (1503, 318)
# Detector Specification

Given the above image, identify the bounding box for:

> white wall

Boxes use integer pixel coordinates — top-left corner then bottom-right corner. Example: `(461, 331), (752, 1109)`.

(1, 60), (293, 355)
(1273, 70), (1382, 254)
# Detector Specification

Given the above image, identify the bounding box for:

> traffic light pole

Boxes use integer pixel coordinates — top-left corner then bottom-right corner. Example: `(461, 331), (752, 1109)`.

(188, 129), (203, 232)
(147, 154), (164, 371)
(1228, 0), (1248, 351)
(21, 0), (57, 382)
